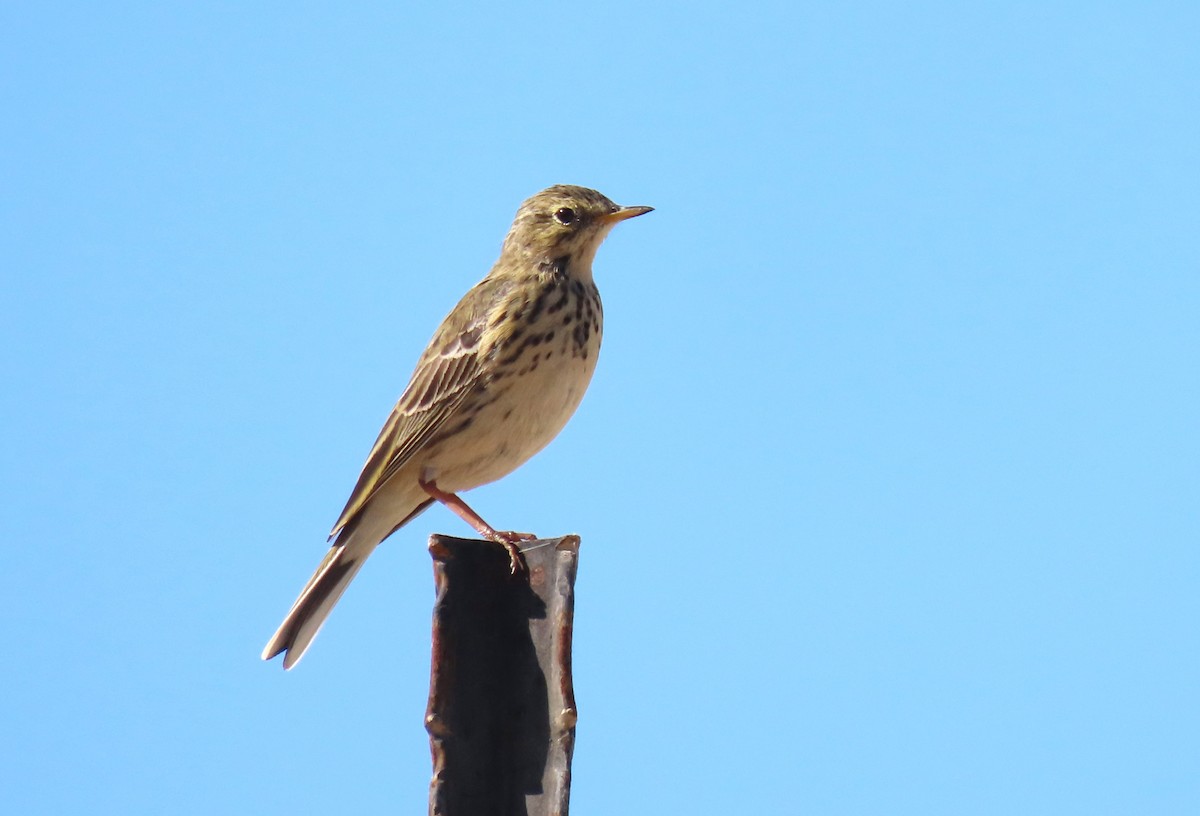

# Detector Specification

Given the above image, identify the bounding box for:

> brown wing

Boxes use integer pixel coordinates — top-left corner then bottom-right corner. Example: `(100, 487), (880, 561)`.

(327, 277), (511, 540)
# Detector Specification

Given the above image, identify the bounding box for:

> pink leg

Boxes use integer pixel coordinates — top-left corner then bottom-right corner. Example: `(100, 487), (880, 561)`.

(419, 477), (534, 573)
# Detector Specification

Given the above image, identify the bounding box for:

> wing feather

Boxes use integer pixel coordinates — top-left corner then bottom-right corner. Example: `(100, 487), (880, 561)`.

(327, 277), (511, 539)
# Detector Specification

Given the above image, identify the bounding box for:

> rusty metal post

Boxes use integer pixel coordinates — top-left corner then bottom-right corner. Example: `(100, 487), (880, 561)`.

(426, 535), (580, 816)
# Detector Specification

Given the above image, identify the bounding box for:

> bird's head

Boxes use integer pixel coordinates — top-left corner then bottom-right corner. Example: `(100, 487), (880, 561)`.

(500, 185), (652, 276)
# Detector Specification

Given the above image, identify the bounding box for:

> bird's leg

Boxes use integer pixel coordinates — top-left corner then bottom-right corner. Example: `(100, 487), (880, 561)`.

(418, 477), (534, 574)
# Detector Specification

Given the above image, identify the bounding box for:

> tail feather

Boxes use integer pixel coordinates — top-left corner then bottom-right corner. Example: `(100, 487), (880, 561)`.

(261, 539), (376, 669)
(263, 489), (433, 669)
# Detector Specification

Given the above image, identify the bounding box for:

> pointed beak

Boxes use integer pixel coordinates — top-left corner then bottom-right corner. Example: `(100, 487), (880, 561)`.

(601, 204), (654, 224)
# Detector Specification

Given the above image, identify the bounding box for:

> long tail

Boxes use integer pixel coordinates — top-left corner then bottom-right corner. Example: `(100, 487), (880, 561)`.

(261, 536), (377, 670)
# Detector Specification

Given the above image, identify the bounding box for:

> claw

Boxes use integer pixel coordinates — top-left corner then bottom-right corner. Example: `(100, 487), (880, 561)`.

(497, 538), (527, 575)
(490, 532), (535, 574)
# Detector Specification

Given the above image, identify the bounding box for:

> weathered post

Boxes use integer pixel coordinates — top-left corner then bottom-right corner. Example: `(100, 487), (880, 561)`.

(426, 535), (580, 816)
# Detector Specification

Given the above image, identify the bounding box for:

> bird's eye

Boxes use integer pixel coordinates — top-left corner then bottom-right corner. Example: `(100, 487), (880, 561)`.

(554, 207), (576, 225)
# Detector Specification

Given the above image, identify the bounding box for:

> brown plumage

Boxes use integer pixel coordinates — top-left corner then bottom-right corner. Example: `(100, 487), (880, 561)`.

(262, 185), (652, 668)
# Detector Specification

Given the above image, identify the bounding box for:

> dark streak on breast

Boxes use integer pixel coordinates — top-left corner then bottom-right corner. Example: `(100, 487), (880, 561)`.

(525, 282), (556, 324)
(538, 255), (570, 280)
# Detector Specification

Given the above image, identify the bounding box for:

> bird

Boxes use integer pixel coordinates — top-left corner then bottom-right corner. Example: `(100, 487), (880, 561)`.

(262, 184), (652, 668)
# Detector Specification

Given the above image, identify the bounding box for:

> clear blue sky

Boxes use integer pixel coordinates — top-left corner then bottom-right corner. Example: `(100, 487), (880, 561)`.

(3, 3), (1197, 813)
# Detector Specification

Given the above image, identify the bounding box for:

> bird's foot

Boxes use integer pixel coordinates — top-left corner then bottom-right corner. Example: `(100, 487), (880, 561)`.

(494, 530), (537, 543)
(416, 478), (536, 574)
(490, 530), (536, 574)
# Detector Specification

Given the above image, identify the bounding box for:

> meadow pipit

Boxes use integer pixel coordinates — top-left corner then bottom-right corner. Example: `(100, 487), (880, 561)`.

(262, 185), (652, 668)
